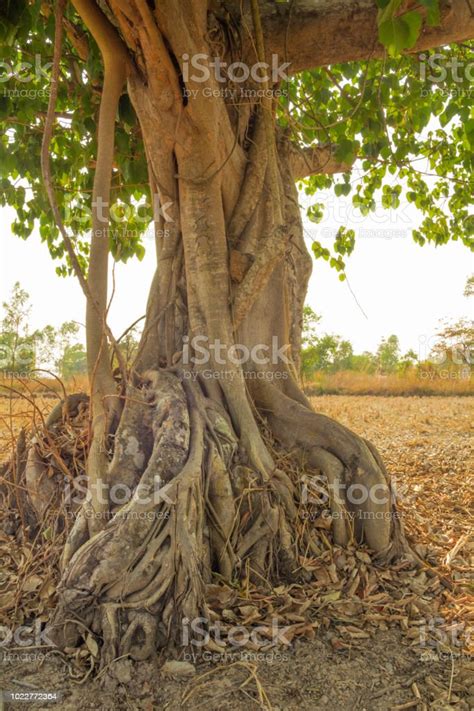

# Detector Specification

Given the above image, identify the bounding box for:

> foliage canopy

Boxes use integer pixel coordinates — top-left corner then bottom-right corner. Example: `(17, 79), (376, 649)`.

(0, 0), (472, 280)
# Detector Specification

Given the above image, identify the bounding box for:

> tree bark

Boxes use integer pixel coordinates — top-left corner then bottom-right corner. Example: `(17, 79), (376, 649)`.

(36, 0), (466, 661)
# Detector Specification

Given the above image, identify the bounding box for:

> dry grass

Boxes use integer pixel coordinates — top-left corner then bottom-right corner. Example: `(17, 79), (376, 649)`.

(0, 392), (472, 662)
(0, 374), (88, 461)
(0, 395), (53, 464)
(2, 370), (472, 401)
(305, 370), (474, 396)
(310, 394), (474, 650)
(0, 373), (89, 396)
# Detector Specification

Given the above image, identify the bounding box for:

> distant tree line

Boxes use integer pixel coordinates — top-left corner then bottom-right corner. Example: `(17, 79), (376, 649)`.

(301, 294), (473, 381)
(1, 282), (472, 382)
(0, 282), (87, 378)
(0, 282), (142, 380)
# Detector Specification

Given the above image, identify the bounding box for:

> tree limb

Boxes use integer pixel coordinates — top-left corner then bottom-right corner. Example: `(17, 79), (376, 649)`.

(288, 143), (353, 180)
(41, 0), (126, 384)
(235, 0), (474, 74)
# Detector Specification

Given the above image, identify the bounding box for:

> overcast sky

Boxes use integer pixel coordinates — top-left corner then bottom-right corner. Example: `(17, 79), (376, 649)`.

(1, 191), (472, 358)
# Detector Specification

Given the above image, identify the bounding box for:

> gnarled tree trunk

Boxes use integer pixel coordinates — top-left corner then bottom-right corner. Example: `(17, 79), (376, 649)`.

(37, 0), (420, 662)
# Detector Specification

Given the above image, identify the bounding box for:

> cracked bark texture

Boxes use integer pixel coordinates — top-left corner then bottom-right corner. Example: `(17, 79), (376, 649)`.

(30, 0), (472, 661)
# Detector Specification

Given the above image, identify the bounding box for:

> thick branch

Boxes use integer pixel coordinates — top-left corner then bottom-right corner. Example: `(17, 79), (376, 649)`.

(235, 0), (474, 74)
(289, 143), (353, 180)
(71, 0), (129, 390)
(68, 0), (131, 531)
(41, 0), (126, 388)
(71, 0), (130, 65)
(40, 3), (89, 60)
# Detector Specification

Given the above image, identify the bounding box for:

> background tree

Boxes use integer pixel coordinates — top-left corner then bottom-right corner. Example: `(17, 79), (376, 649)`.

(0, 0), (473, 661)
(302, 333), (355, 375)
(427, 274), (474, 369)
(376, 334), (401, 374)
(116, 323), (141, 369)
(54, 321), (87, 376)
(397, 348), (418, 374)
(351, 351), (377, 374)
(0, 281), (36, 373)
(464, 275), (474, 298)
(301, 305), (321, 348)
(60, 341), (87, 378)
(0, 283), (86, 377)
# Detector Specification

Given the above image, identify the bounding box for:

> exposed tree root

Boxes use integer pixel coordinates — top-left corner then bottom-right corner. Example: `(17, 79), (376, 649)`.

(251, 378), (414, 563)
(0, 370), (407, 663)
(5, 0), (464, 673)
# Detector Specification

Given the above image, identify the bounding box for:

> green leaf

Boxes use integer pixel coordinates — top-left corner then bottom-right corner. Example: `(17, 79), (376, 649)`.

(463, 119), (474, 148)
(401, 11), (423, 49)
(118, 94), (136, 128)
(419, 0), (440, 26)
(335, 139), (359, 164)
(379, 12), (421, 55)
(377, 0), (402, 25)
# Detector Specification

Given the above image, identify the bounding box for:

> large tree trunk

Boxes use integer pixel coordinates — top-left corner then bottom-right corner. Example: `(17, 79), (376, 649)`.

(30, 0), (414, 663)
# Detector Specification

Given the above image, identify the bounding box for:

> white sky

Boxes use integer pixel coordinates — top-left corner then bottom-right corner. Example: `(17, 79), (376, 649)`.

(1, 193), (472, 359)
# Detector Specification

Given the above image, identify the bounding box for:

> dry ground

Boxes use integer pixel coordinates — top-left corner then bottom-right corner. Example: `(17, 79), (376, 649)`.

(0, 394), (472, 710)
(304, 371), (474, 396)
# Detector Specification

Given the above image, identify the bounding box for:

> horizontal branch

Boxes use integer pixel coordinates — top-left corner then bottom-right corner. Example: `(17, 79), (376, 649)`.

(288, 143), (353, 179)
(40, 3), (89, 61)
(235, 0), (474, 74)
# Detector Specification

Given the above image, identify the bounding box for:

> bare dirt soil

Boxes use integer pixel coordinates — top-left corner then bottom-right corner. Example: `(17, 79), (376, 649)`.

(1, 628), (473, 710)
(0, 395), (472, 710)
